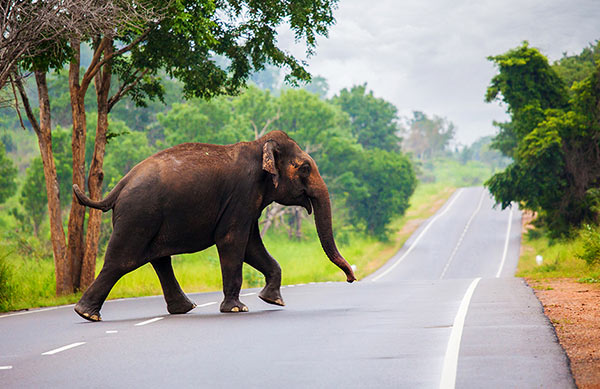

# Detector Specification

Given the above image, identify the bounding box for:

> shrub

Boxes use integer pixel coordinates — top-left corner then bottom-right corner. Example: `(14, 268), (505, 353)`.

(576, 224), (600, 266)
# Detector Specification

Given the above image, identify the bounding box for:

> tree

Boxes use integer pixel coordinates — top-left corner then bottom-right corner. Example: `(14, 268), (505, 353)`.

(331, 84), (402, 152)
(15, 0), (340, 294)
(343, 149), (416, 237)
(0, 140), (17, 203)
(403, 111), (456, 160)
(485, 42), (600, 235)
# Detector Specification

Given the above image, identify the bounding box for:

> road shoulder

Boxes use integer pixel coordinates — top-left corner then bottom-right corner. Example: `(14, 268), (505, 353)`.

(527, 278), (600, 389)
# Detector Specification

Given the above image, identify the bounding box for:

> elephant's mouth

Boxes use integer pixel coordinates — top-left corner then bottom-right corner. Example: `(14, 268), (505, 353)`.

(300, 195), (313, 215)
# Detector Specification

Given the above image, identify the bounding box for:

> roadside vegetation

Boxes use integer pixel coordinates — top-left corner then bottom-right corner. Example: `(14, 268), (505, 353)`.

(485, 41), (600, 284)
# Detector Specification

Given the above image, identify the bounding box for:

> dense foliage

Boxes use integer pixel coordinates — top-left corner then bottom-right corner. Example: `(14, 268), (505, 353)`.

(0, 141), (17, 204)
(485, 41), (600, 236)
(2, 79), (420, 240)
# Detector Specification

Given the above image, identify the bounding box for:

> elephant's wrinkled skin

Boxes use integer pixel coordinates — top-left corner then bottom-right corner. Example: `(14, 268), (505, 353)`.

(73, 130), (356, 321)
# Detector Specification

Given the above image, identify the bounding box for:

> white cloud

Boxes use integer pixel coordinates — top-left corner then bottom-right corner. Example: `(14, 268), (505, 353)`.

(278, 0), (600, 144)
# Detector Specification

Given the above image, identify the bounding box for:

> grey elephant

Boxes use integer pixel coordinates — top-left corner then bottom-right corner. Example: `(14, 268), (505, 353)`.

(72, 130), (356, 321)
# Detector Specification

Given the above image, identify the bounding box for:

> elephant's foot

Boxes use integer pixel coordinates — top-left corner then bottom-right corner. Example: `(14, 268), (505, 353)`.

(258, 286), (285, 306)
(220, 299), (249, 313)
(74, 302), (102, 322)
(166, 296), (197, 315)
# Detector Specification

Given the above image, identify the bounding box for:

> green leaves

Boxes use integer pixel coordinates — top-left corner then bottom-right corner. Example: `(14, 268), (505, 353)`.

(343, 149), (416, 238)
(0, 141), (17, 204)
(331, 84), (402, 152)
(485, 42), (600, 236)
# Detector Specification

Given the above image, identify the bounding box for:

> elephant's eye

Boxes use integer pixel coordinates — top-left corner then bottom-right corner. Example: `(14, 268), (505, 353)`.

(299, 163), (310, 177)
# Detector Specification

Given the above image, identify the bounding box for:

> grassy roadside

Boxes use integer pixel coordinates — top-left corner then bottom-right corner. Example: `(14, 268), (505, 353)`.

(0, 182), (455, 312)
(517, 214), (600, 283)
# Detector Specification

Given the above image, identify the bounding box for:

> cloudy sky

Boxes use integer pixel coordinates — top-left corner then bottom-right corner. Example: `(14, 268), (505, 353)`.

(279, 0), (600, 145)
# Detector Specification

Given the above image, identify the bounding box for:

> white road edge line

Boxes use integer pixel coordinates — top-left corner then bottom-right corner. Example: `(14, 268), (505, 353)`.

(495, 206), (514, 278)
(0, 306), (59, 319)
(439, 277), (481, 389)
(371, 189), (464, 282)
(42, 342), (86, 356)
(240, 292), (256, 297)
(197, 302), (217, 308)
(0, 366), (13, 370)
(440, 190), (485, 279)
(134, 317), (164, 326)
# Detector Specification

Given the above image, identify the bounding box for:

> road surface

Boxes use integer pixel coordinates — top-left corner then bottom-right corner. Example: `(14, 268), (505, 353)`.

(0, 187), (575, 388)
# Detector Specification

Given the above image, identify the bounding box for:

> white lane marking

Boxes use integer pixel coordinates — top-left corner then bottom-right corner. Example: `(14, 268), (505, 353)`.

(287, 285), (295, 288)
(105, 330), (118, 334)
(439, 277), (481, 389)
(0, 306), (59, 319)
(0, 366), (13, 370)
(372, 189), (464, 282)
(240, 292), (256, 297)
(42, 342), (86, 356)
(197, 302), (217, 308)
(495, 206), (514, 278)
(134, 317), (163, 326)
(439, 190), (485, 279)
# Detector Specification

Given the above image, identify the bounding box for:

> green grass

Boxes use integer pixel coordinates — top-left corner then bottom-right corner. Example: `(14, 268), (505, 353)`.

(0, 182), (455, 312)
(517, 228), (600, 281)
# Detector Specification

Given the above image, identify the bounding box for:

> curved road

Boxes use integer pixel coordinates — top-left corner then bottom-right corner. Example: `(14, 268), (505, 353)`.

(1, 187), (574, 388)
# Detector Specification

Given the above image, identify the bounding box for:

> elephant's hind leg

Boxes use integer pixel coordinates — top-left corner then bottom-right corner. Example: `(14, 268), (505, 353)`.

(151, 256), (196, 314)
(74, 259), (143, 322)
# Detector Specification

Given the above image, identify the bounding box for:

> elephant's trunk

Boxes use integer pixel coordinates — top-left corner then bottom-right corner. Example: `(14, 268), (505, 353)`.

(310, 186), (357, 283)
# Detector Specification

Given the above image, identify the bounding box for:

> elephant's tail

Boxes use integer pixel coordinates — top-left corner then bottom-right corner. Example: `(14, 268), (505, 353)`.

(73, 180), (125, 212)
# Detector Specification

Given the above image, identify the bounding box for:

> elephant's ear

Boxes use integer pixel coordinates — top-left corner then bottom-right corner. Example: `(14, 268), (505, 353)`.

(262, 140), (279, 188)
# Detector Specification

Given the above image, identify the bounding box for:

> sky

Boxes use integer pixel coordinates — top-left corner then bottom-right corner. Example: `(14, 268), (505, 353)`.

(278, 0), (600, 145)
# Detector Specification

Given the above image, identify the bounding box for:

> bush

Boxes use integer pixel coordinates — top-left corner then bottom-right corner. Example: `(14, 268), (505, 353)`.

(0, 254), (15, 311)
(577, 224), (600, 266)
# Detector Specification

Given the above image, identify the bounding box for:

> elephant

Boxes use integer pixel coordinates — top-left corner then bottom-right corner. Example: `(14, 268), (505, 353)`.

(72, 130), (356, 321)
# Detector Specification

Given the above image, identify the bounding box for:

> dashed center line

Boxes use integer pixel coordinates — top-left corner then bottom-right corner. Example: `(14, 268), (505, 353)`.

(105, 330), (118, 334)
(196, 302), (217, 308)
(134, 317), (163, 326)
(240, 292), (256, 297)
(0, 366), (13, 370)
(439, 190), (485, 279)
(42, 342), (86, 356)
(371, 188), (464, 282)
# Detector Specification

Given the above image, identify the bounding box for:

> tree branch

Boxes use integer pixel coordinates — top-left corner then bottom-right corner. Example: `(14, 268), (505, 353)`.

(107, 68), (149, 112)
(13, 74), (41, 135)
(81, 26), (155, 95)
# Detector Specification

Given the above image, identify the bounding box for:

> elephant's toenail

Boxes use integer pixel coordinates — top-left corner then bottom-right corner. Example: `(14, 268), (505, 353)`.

(231, 307), (239, 312)
(241, 306), (248, 312)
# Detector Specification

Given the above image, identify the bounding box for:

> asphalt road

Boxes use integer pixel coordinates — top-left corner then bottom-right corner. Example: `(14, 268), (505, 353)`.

(0, 187), (575, 388)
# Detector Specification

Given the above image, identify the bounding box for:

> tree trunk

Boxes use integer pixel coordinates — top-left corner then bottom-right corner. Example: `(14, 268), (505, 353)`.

(33, 72), (71, 294)
(80, 42), (113, 290)
(67, 39), (87, 290)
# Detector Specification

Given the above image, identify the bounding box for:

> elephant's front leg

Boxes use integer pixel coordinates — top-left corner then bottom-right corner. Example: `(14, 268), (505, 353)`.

(245, 222), (284, 307)
(216, 234), (249, 313)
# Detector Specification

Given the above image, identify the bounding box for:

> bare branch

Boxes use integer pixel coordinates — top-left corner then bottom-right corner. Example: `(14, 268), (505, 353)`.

(13, 73), (40, 135)
(0, 0), (168, 91)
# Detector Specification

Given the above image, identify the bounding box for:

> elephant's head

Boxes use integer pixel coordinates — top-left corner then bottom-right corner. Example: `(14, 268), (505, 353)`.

(261, 131), (357, 283)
